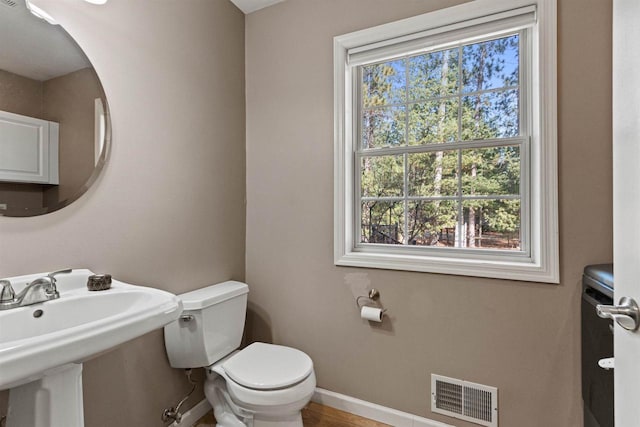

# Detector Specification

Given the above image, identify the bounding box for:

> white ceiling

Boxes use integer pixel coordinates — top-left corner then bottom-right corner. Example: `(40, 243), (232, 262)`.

(230, 0), (285, 14)
(0, 0), (90, 81)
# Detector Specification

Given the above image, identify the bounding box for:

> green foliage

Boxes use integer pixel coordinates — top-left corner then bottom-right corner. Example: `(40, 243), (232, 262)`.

(461, 146), (520, 197)
(408, 151), (458, 197)
(484, 200), (521, 234)
(361, 156), (403, 197)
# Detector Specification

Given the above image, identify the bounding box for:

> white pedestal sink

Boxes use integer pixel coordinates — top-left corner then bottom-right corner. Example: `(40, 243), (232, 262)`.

(0, 269), (182, 427)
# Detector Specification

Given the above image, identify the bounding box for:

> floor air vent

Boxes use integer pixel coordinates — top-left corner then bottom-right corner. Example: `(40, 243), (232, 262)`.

(431, 374), (498, 427)
(0, 0), (17, 8)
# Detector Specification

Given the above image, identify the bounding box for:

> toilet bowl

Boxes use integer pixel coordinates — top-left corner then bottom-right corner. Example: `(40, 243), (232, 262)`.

(163, 281), (316, 427)
(206, 343), (316, 427)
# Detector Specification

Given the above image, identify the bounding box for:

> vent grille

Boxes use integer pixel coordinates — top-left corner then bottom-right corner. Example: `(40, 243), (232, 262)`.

(0, 0), (17, 8)
(435, 380), (463, 414)
(432, 374), (498, 427)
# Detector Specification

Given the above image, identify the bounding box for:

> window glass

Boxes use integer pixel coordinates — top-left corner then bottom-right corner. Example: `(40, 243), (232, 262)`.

(460, 146), (520, 196)
(357, 34), (524, 251)
(407, 200), (459, 247)
(462, 200), (521, 250)
(361, 201), (404, 244)
(361, 155), (404, 197)
(362, 106), (406, 148)
(407, 151), (459, 197)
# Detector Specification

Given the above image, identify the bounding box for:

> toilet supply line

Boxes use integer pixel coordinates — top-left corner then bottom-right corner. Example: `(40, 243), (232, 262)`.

(162, 369), (197, 424)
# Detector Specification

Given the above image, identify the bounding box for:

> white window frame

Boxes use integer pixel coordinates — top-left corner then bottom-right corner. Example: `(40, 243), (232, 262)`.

(334, 0), (558, 283)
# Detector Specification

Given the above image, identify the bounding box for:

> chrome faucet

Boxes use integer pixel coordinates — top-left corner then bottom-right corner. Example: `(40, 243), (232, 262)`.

(0, 269), (72, 310)
(0, 280), (15, 303)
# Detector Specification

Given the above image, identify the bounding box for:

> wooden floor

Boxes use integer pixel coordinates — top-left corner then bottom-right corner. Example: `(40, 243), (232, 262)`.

(194, 402), (391, 427)
(302, 402), (391, 427)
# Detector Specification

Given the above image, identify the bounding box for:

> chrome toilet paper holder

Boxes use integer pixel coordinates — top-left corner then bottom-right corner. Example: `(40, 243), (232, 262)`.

(356, 288), (381, 308)
(356, 289), (387, 322)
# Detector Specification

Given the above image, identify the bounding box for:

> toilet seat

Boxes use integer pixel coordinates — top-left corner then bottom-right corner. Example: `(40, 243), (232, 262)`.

(223, 370), (316, 409)
(222, 342), (313, 390)
(206, 342), (316, 410)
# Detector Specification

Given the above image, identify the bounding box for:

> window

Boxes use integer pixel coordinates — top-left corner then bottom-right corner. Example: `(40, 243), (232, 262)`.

(334, 0), (558, 283)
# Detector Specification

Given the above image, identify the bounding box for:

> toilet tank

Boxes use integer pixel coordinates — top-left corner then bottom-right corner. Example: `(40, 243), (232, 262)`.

(164, 281), (249, 368)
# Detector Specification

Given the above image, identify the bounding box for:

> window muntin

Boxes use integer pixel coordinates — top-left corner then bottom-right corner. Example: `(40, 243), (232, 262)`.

(356, 32), (527, 252)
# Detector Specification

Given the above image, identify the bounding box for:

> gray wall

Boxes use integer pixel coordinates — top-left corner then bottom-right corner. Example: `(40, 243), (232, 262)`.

(0, 0), (245, 425)
(245, 0), (612, 426)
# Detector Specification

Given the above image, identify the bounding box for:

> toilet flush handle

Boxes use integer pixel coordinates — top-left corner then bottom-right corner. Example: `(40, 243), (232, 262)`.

(180, 314), (194, 322)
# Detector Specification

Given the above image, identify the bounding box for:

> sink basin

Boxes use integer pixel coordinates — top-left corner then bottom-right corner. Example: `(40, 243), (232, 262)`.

(0, 269), (182, 390)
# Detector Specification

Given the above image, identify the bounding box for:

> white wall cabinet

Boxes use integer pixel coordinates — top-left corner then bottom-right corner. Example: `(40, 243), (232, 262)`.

(0, 110), (59, 185)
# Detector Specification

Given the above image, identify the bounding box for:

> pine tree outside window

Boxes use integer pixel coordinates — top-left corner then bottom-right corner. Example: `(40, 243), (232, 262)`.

(334, 0), (559, 283)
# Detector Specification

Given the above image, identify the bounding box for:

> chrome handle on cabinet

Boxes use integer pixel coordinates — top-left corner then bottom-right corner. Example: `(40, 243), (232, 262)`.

(597, 297), (640, 331)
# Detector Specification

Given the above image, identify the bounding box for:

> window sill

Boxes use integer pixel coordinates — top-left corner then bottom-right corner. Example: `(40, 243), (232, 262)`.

(335, 249), (559, 283)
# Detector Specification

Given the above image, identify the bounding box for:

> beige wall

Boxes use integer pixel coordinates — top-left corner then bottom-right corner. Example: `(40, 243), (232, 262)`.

(0, 0), (613, 426)
(0, 69), (42, 117)
(0, 0), (246, 426)
(0, 183), (43, 212)
(245, 1), (612, 427)
(42, 67), (104, 206)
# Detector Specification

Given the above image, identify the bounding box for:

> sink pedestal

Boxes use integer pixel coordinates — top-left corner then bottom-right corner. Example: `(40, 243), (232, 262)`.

(7, 363), (84, 427)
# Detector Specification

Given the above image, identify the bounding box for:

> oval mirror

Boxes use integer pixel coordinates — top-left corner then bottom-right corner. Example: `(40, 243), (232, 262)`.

(0, 0), (110, 217)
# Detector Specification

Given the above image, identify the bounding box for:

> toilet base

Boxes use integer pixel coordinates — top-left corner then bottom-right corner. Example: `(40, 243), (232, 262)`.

(252, 413), (303, 427)
(205, 373), (310, 427)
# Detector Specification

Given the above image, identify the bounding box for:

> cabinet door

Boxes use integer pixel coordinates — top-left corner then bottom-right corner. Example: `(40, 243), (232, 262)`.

(0, 110), (58, 184)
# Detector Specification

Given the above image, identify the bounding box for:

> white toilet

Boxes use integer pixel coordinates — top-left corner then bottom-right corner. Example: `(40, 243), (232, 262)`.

(164, 281), (316, 427)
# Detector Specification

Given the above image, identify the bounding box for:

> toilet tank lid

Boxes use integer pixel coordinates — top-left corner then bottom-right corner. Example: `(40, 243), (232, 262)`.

(179, 281), (248, 310)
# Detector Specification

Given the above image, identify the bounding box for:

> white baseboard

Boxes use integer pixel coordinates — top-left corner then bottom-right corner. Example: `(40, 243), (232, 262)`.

(312, 388), (454, 427)
(179, 388), (453, 427)
(170, 399), (212, 427)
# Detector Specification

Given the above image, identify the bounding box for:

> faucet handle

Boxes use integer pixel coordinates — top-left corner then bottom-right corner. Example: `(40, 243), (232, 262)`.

(47, 269), (72, 283)
(0, 280), (15, 302)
